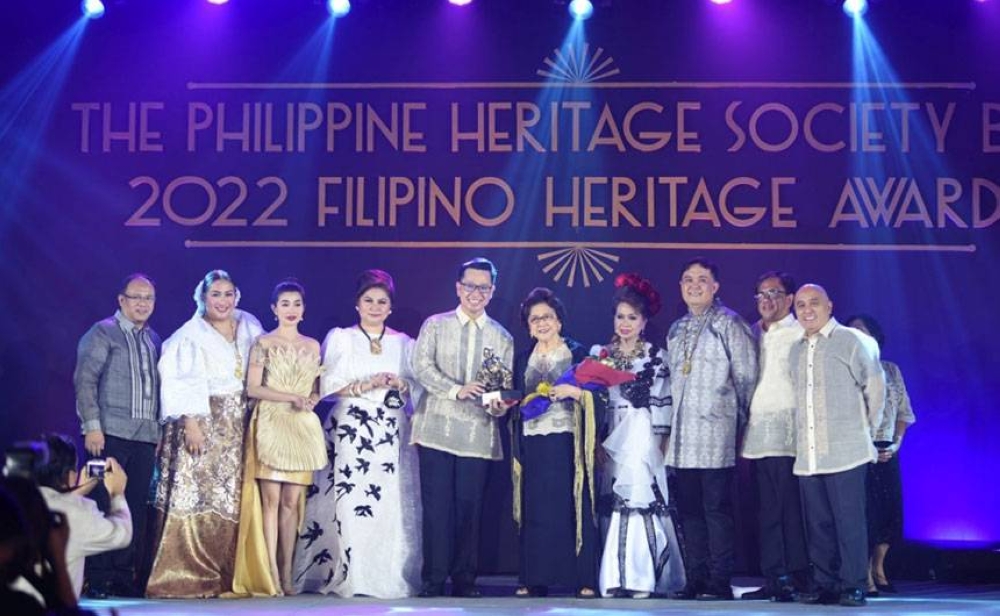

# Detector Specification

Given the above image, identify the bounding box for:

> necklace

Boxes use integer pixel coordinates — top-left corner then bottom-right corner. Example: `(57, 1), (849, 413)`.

(681, 311), (711, 375)
(359, 324), (386, 355)
(610, 339), (645, 371)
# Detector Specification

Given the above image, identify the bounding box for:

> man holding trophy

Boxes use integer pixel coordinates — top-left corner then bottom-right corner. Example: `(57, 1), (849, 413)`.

(410, 258), (515, 598)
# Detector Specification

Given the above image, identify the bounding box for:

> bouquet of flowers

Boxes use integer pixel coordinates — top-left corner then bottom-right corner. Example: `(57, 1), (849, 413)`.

(519, 349), (635, 421)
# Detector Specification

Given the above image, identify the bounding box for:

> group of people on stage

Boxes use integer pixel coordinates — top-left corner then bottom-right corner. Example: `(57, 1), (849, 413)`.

(53, 255), (913, 607)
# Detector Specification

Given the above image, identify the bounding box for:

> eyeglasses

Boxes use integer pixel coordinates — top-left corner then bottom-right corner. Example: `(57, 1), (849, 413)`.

(458, 282), (493, 295)
(123, 294), (156, 303)
(753, 289), (786, 302)
(528, 314), (557, 326)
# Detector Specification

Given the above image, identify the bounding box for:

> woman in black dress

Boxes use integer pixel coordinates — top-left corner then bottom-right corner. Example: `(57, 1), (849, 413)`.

(847, 314), (916, 596)
(511, 287), (603, 598)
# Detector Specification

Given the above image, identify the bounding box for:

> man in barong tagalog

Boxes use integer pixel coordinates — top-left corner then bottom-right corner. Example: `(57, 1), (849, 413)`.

(740, 271), (810, 602)
(666, 257), (758, 601)
(410, 258), (514, 598)
(790, 285), (885, 608)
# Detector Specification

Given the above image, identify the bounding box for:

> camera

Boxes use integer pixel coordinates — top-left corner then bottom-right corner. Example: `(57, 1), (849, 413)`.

(2, 440), (50, 480)
(86, 459), (108, 479)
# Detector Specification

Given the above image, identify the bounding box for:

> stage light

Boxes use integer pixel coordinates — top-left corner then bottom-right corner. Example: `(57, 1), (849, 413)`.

(81, 0), (105, 19)
(710, 0), (734, 5)
(207, 0), (230, 5)
(328, 0), (351, 17)
(449, 0), (474, 5)
(843, 0), (868, 16)
(568, 0), (593, 20)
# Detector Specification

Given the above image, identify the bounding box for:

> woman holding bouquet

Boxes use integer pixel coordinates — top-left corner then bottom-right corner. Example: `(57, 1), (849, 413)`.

(511, 287), (603, 598)
(595, 274), (685, 598)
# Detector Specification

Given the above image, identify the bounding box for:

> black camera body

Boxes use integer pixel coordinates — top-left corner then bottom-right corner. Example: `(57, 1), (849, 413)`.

(2, 440), (50, 481)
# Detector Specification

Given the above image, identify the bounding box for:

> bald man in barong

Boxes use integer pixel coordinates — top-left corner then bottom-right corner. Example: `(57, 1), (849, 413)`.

(788, 284), (885, 608)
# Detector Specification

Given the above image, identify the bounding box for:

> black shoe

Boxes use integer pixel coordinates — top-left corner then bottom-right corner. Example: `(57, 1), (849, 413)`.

(672, 581), (705, 600)
(840, 588), (867, 607)
(875, 581), (898, 594)
(514, 585), (547, 598)
(797, 589), (840, 605)
(741, 586), (774, 600)
(417, 583), (444, 598)
(696, 583), (734, 601)
(773, 585), (797, 603)
(452, 584), (482, 598)
(773, 575), (797, 603)
(84, 581), (112, 600)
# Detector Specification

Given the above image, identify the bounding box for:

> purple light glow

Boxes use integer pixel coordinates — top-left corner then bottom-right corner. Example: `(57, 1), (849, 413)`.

(710, 0), (734, 5)
(449, 0), (474, 6)
(81, 0), (105, 18)
(844, 0), (868, 16)
(207, 0), (230, 5)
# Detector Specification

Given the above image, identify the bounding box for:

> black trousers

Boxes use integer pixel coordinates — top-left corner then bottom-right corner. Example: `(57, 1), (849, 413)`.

(84, 435), (156, 591)
(674, 467), (735, 589)
(418, 445), (490, 587)
(755, 457), (809, 583)
(799, 464), (868, 593)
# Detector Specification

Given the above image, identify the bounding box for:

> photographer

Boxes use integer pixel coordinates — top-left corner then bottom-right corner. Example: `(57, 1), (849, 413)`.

(35, 435), (132, 599)
(1, 475), (78, 615)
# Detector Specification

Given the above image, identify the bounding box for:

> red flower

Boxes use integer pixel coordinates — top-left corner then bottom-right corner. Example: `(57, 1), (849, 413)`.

(598, 348), (609, 360)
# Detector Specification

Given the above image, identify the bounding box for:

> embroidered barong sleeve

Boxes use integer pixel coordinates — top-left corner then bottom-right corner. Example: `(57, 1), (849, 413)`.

(852, 334), (886, 435)
(320, 328), (352, 397)
(726, 318), (759, 428)
(412, 317), (463, 399)
(875, 361), (915, 441)
(74, 325), (110, 433)
(159, 335), (211, 420)
(401, 334), (425, 413)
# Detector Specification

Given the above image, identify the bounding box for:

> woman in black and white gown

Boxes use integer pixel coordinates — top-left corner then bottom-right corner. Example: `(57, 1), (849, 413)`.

(292, 270), (422, 598)
(596, 274), (686, 598)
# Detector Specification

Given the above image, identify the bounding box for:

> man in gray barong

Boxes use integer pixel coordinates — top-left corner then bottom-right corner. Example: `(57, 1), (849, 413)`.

(74, 273), (160, 597)
(665, 257), (758, 601)
(790, 284), (885, 608)
(410, 257), (514, 598)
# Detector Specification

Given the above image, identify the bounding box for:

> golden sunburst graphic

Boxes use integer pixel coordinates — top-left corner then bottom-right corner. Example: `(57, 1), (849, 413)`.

(537, 245), (620, 288)
(537, 43), (621, 83)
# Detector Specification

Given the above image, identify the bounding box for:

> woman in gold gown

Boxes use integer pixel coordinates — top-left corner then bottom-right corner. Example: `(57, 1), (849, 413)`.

(147, 270), (262, 598)
(233, 279), (327, 596)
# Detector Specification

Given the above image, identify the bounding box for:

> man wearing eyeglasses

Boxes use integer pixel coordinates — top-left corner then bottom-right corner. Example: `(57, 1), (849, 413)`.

(740, 272), (809, 602)
(73, 273), (161, 598)
(410, 257), (514, 598)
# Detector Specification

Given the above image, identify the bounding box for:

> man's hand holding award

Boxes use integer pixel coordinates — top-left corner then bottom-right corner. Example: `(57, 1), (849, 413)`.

(476, 347), (520, 417)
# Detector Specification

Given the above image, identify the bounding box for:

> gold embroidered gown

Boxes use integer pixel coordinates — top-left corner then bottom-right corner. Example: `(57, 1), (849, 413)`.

(233, 344), (327, 596)
(146, 310), (262, 599)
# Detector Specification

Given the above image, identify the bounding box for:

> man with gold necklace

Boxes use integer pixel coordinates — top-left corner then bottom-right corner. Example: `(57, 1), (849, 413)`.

(665, 257), (757, 601)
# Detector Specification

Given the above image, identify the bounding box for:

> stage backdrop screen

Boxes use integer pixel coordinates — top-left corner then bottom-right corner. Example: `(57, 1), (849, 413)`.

(2, 0), (999, 565)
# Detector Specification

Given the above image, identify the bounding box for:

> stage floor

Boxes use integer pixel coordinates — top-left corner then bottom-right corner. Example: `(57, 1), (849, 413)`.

(79, 578), (1000, 616)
